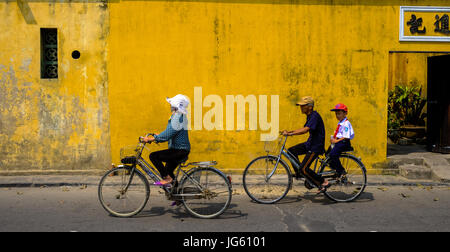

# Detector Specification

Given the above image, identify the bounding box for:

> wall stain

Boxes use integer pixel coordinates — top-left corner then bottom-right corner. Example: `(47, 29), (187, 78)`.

(0, 2), (111, 174)
(212, 14), (221, 86)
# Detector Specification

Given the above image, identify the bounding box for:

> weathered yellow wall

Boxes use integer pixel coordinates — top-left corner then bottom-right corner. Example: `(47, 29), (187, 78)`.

(0, 1), (110, 175)
(3, 1), (450, 175)
(388, 52), (449, 95)
(108, 0), (450, 174)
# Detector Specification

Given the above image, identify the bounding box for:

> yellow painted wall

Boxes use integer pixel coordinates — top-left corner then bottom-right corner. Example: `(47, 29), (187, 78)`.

(0, 1), (110, 175)
(3, 1), (450, 175)
(388, 52), (449, 94)
(108, 0), (450, 174)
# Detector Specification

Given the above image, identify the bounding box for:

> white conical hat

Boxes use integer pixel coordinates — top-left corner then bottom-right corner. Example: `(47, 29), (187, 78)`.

(166, 94), (189, 114)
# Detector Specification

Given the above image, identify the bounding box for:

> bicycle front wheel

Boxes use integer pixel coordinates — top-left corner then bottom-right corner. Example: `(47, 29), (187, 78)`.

(243, 156), (292, 204)
(180, 167), (232, 219)
(320, 154), (367, 202)
(98, 167), (150, 217)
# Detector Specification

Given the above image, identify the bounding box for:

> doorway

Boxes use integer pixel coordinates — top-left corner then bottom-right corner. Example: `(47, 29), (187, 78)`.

(387, 51), (449, 156)
(427, 55), (450, 153)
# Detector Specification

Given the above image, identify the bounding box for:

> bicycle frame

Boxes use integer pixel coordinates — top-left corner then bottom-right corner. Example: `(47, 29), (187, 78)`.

(266, 136), (330, 181)
(122, 140), (208, 198)
(266, 136), (296, 181)
(243, 135), (367, 204)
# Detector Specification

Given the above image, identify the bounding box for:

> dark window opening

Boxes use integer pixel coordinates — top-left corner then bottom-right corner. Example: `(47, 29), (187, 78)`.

(40, 28), (58, 79)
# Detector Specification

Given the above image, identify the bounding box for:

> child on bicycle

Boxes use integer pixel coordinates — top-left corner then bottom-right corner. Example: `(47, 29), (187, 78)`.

(327, 103), (354, 179)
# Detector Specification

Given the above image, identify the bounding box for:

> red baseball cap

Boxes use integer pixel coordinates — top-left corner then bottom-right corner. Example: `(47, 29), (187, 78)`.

(331, 103), (348, 112)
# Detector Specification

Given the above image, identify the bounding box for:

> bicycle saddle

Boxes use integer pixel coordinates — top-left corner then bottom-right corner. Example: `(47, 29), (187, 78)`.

(343, 146), (354, 152)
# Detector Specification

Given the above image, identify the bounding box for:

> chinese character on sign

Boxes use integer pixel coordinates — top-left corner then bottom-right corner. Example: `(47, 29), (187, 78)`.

(434, 14), (450, 34)
(407, 14), (426, 34)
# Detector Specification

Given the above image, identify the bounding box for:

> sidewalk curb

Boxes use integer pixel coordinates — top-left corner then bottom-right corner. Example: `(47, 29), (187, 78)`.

(0, 182), (95, 188)
(0, 176), (101, 188)
(0, 175), (449, 188)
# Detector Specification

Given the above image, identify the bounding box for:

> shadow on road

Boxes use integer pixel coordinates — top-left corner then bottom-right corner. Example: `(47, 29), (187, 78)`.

(242, 191), (375, 206)
(134, 203), (247, 219)
(241, 191), (375, 206)
(301, 191), (375, 205)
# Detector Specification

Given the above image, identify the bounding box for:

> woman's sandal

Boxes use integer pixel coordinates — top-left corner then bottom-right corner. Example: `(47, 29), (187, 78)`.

(153, 181), (173, 187)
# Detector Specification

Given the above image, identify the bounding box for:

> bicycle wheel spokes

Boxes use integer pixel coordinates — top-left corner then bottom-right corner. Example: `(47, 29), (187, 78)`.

(98, 167), (149, 217)
(324, 155), (366, 202)
(181, 168), (231, 219)
(243, 156), (291, 204)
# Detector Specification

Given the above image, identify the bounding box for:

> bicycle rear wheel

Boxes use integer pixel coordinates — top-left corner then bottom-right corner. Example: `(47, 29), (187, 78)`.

(243, 156), (292, 204)
(180, 167), (232, 219)
(319, 154), (367, 202)
(98, 166), (150, 217)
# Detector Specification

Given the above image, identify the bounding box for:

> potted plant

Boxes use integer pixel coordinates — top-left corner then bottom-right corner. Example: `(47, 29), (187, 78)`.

(388, 85), (427, 144)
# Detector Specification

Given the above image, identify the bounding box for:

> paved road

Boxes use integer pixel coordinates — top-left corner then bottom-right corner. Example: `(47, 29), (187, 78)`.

(1, 181), (449, 232)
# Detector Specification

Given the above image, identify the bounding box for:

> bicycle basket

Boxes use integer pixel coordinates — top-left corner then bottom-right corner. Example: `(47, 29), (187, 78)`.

(264, 137), (283, 153)
(120, 145), (139, 164)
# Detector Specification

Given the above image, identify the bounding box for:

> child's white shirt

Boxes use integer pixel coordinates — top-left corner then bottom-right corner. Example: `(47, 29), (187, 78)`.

(336, 118), (355, 140)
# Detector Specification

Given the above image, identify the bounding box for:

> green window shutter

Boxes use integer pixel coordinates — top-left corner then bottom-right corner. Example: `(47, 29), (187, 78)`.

(40, 28), (58, 79)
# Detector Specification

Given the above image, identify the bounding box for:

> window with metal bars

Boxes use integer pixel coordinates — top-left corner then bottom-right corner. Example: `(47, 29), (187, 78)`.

(40, 28), (58, 79)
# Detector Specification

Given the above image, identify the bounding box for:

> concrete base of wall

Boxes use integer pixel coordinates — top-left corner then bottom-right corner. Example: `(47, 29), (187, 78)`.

(0, 170), (106, 176)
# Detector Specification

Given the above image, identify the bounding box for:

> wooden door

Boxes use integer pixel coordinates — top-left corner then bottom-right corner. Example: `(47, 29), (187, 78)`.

(427, 55), (450, 153)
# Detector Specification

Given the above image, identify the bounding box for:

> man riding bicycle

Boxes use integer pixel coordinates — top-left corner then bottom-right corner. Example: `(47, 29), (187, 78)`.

(281, 96), (329, 193)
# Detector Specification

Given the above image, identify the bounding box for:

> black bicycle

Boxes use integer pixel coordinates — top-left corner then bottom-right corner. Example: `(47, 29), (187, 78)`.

(98, 134), (232, 218)
(243, 135), (367, 203)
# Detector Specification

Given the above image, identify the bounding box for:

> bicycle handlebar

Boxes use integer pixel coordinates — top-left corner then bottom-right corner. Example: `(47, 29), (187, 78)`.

(139, 133), (156, 143)
(279, 131), (290, 137)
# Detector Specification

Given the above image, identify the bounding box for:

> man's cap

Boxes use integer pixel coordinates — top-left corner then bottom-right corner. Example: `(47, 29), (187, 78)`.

(331, 103), (348, 112)
(296, 96), (314, 106)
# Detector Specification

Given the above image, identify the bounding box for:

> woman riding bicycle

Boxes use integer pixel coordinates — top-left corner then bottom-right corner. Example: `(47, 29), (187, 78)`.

(142, 94), (190, 187)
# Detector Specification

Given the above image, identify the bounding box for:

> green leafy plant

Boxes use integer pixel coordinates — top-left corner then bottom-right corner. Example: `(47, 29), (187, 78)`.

(388, 85), (427, 141)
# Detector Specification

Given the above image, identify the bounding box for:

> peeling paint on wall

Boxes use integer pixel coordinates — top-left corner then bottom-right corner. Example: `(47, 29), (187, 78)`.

(0, 2), (110, 175)
(107, 0), (450, 174)
(3, 1), (450, 175)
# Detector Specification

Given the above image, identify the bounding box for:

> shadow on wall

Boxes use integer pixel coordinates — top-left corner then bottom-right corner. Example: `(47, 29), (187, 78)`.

(16, 0), (36, 24)
(10, 0), (108, 25)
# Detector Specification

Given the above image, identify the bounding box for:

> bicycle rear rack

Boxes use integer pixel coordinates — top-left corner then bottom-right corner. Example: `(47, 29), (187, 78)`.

(184, 161), (218, 167)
